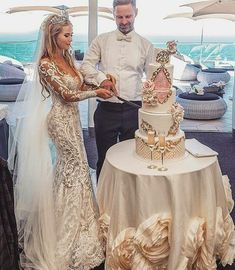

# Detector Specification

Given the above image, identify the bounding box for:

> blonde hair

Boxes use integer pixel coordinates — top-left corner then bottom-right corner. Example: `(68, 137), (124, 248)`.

(39, 14), (78, 97)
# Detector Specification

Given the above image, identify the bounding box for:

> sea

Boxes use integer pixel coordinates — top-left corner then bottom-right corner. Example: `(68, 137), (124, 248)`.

(1, 32), (235, 68)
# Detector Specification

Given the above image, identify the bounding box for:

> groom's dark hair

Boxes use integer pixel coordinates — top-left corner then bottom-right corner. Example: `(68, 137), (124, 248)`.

(113, 0), (136, 9)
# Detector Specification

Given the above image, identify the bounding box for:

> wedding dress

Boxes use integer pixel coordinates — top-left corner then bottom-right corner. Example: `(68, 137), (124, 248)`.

(7, 57), (104, 269)
(37, 59), (104, 269)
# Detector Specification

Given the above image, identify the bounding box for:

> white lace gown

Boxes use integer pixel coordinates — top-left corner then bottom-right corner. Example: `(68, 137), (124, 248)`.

(39, 60), (104, 270)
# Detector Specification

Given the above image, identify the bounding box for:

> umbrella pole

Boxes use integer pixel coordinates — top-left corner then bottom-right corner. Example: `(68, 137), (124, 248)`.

(199, 26), (204, 64)
(200, 26), (204, 45)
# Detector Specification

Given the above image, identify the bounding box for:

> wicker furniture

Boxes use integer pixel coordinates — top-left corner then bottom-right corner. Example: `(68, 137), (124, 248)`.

(0, 78), (24, 101)
(197, 68), (230, 84)
(176, 93), (227, 120)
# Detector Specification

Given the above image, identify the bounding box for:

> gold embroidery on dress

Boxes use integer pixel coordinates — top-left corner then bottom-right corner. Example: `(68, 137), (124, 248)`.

(38, 60), (104, 269)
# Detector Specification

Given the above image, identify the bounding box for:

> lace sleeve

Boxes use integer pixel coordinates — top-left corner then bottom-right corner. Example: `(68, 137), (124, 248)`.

(38, 60), (97, 102)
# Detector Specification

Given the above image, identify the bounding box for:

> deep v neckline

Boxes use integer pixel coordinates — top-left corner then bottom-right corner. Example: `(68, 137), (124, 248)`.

(53, 61), (78, 79)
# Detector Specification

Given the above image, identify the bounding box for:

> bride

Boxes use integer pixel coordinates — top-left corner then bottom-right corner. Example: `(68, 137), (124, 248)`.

(7, 12), (113, 270)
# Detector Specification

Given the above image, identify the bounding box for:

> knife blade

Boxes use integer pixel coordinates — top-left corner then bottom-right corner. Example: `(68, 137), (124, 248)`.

(116, 96), (141, 108)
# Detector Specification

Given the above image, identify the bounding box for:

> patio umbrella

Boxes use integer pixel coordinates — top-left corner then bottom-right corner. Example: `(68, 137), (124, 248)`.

(7, 5), (112, 16)
(164, 12), (235, 44)
(181, 0), (235, 17)
(71, 13), (114, 20)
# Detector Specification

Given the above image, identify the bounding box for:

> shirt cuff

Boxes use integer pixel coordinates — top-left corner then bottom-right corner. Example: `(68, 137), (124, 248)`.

(97, 72), (107, 85)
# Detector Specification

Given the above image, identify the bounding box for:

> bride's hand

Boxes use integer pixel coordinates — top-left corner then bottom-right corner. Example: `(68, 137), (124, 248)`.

(95, 88), (114, 99)
(106, 74), (116, 85)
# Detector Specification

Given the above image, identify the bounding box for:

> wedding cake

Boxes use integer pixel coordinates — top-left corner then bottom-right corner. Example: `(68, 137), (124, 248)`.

(135, 41), (185, 160)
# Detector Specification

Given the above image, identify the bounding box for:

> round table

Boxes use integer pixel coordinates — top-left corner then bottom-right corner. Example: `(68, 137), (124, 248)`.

(97, 139), (234, 270)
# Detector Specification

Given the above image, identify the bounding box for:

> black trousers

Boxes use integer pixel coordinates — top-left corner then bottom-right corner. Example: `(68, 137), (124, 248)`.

(0, 119), (9, 160)
(94, 101), (141, 180)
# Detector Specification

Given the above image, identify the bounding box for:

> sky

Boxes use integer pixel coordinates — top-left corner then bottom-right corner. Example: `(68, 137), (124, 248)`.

(1, 0), (235, 42)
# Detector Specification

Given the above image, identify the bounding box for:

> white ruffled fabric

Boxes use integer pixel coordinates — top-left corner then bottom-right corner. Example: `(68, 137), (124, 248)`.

(222, 175), (234, 213)
(179, 174), (235, 270)
(100, 213), (171, 270)
(98, 175), (235, 270)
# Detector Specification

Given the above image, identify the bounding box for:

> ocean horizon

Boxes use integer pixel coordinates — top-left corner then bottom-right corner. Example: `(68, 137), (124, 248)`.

(1, 32), (235, 67)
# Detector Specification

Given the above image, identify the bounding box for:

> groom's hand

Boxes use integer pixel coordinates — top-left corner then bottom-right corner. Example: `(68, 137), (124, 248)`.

(100, 74), (118, 96)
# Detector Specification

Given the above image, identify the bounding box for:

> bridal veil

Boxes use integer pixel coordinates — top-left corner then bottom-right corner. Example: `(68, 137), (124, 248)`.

(7, 16), (57, 270)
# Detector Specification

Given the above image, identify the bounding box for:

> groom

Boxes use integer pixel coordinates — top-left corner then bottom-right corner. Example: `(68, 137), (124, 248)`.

(80, 0), (154, 180)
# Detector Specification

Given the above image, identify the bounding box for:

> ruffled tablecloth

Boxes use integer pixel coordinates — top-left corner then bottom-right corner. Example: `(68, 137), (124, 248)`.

(97, 139), (235, 270)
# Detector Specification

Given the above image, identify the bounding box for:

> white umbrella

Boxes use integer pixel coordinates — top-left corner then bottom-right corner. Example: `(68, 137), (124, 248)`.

(7, 5), (112, 16)
(164, 11), (235, 21)
(71, 13), (114, 21)
(164, 12), (235, 44)
(181, 0), (235, 17)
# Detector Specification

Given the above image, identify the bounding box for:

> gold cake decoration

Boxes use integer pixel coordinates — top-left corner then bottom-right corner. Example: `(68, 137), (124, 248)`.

(168, 103), (184, 136)
(137, 136), (184, 155)
(155, 40), (177, 66)
(166, 40), (177, 54)
(142, 41), (178, 106)
(155, 50), (170, 65)
(140, 119), (155, 134)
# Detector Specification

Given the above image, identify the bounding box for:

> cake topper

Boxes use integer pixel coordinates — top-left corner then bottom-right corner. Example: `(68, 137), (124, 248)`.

(166, 40), (177, 54)
(155, 40), (177, 65)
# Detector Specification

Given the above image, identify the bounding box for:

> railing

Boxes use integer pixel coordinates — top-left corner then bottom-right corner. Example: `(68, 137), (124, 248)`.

(1, 40), (235, 69)
(153, 42), (235, 70)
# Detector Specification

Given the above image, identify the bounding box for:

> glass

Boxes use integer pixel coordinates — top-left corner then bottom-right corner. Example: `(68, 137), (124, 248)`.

(158, 132), (168, 171)
(147, 130), (157, 169)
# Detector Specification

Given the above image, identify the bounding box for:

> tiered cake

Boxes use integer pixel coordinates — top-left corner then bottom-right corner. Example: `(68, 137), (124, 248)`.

(135, 41), (185, 160)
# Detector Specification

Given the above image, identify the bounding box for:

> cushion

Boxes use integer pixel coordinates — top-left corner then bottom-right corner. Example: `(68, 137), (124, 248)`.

(201, 68), (227, 73)
(0, 78), (24, 85)
(197, 69), (231, 84)
(192, 64), (202, 69)
(0, 63), (26, 80)
(178, 92), (219, 101)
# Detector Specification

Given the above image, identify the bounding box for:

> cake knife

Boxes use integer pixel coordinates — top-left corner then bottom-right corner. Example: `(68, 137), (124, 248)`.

(93, 71), (141, 108)
(116, 96), (141, 108)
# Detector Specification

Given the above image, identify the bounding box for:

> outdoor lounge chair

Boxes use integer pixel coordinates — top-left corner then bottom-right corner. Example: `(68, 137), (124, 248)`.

(197, 68), (230, 84)
(0, 62), (26, 101)
(176, 92), (227, 120)
(171, 54), (201, 81)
